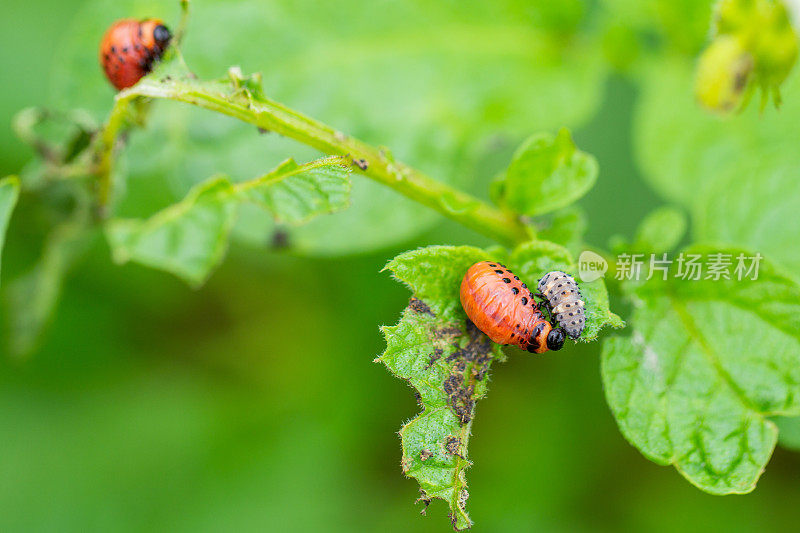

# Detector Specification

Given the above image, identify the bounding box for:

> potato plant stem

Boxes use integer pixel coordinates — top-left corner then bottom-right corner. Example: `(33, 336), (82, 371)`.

(99, 73), (531, 247)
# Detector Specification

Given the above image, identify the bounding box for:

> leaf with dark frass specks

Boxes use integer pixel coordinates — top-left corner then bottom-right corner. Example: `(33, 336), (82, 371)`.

(380, 242), (620, 529)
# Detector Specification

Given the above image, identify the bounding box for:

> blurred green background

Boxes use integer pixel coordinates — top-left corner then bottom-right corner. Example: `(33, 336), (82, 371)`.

(2, 0), (800, 531)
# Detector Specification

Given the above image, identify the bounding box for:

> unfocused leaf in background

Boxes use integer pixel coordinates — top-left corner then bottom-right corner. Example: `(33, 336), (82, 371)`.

(106, 177), (238, 288)
(0, 176), (20, 286)
(6, 220), (97, 357)
(106, 156), (352, 286)
(492, 128), (598, 217)
(603, 246), (800, 494)
(632, 206), (687, 252)
(380, 242), (621, 529)
(635, 61), (800, 271)
(536, 206), (588, 257)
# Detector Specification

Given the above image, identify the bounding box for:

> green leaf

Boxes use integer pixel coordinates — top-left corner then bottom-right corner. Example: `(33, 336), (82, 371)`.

(379, 245), (504, 530)
(494, 128), (598, 216)
(536, 206), (588, 258)
(380, 242), (621, 528)
(5, 221), (97, 357)
(105, 177), (238, 288)
(635, 60), (800, 271)
(0, 176), (20, 287)
(237, 156), (351, 225)
(51, 0), (607, 255)
(602, 246), (800, 494)
(509, 240), (623, 341)
(632, 206), (687, 252)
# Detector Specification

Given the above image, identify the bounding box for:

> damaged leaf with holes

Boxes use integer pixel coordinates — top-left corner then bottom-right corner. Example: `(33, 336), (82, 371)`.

(379, 244), (621, 529)
(379, 246), (504, 530)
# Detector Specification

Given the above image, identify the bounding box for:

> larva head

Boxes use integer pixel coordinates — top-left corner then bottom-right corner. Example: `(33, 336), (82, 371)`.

(139, 19), (172, 53)
(546, 327), (566, 351)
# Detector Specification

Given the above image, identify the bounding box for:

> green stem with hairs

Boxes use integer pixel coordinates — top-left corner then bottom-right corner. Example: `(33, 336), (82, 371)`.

(96, 63), (532, 247)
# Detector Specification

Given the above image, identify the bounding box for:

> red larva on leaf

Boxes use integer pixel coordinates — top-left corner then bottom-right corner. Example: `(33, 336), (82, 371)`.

(460, 261), (565, 353)
(99, 18), (172, 90)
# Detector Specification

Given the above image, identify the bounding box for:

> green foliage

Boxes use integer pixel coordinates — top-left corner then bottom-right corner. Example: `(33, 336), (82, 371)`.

(237, 158), (351, 225)
(6, 220), (97, 357)
(106, 177), (238, 288)
(492, 128), (598, 216)
(632, 207), (687, 252)
(107, 157), (351, 286)
(537, 206), (588, 257)
(379, 246), (503, 530)
(380, 242), (621, 528)
(635, 60), (800, 272)
(51, 0), (608, 255)
(603, 247), (800, 493)
(4, 0), (800, 527)
(0, 176), (20, 286)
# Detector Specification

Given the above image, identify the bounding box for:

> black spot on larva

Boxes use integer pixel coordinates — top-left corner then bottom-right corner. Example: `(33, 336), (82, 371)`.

(489, 263), (497, 267)
(121, 46), (128, 53)
(409, 297), (434, 316)
(512, 287), (519, 295)
(514, 276), (519, 280)
(110, 45), (116, 53)
(521, 297), (528, 305)
(503, 278), (511, 283)
(521, 283), (527, 289)
(495, 269), (504, 274)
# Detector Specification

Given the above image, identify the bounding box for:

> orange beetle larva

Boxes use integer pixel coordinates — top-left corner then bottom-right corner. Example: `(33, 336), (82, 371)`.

(460, 261), (565, 353)
(99, 18), (172, 90)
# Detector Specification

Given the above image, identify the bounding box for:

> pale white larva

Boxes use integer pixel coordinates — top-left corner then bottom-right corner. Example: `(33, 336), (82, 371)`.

(537, 271), (585, 339)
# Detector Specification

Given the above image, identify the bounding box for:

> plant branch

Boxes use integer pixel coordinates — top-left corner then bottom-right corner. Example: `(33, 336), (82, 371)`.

(97, 63), (531, 247)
